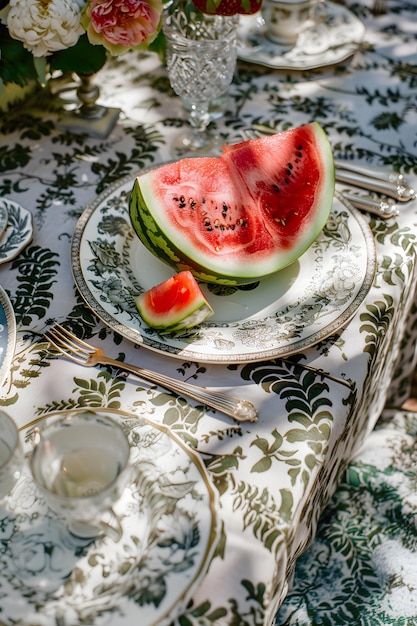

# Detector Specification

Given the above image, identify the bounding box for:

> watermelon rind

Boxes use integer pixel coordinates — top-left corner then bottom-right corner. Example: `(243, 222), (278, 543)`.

(129, 122), (335, 286)
(134, 272), (214, 332)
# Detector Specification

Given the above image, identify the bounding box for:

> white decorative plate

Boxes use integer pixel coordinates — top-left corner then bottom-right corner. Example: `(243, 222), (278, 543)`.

(71, 171), (376, 363)
(0, 201), (8, 239)
(0, 285), (16, 389)
(237, 2), (366, 70)
(0, 199), (33, 264)
(1, 408), (220, 626)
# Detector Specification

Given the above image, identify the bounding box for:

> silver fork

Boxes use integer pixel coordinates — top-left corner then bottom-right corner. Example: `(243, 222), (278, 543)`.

(44, 324), (258, 423)
(372, 0), (387, 15)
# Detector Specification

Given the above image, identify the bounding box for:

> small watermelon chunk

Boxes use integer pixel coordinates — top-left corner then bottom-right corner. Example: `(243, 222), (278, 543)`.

(135, 271), (214, 332)
(130, 122), (335, 285)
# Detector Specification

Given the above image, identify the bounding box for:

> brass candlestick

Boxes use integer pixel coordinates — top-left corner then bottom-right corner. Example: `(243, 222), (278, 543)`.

(76, 72), (107, 120)
(57, 71), (120, 138)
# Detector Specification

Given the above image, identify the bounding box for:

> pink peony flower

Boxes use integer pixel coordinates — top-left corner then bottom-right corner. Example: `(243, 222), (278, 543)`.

(81, 0), (163, 55)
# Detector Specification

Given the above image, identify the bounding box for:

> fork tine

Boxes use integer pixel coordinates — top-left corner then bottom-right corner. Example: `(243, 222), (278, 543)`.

(54, 324), (93, 351)
(372, 0), (387, 15)
(45, 332), (74, 358)
(240, 129), (261, 141)
(45, 324), (91, 361)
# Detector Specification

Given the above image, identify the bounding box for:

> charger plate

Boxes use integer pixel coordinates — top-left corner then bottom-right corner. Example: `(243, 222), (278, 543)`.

(71, 172), (376, 364)
(0, 285), (16, 389)
(1, 407), (220, 626)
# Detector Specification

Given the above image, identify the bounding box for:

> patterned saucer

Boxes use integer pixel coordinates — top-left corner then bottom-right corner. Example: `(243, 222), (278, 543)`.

(0, 199), (33, 264)
(237, 1), (366, 70)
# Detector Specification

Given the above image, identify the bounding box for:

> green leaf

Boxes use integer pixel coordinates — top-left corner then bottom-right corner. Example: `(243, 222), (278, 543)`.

(250, 437), (270, 453)
(279, 488), (293, 520)
(0, 26), (39, 86)
(148, 30), (166, 62)
(372, 111), (404, 131)
(49, 35), (108, 75)
(251, 456), (272, 473)
(74, 376), (90, 390)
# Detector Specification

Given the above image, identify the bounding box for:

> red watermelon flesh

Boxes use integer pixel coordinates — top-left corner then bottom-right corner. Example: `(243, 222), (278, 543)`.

(129, 122), (335, 285)
(134, 270), (214, 331)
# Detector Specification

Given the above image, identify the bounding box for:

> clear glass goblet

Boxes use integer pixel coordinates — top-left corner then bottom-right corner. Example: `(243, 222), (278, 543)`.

(162, 0), (239, 156)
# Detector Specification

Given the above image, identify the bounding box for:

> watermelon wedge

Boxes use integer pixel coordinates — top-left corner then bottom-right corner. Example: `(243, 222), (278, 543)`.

(134, 270), (214, 331)
(129, 122), (335, 285)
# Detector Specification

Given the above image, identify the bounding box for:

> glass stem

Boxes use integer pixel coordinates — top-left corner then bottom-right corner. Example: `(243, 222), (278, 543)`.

(188, 101), (211, 147)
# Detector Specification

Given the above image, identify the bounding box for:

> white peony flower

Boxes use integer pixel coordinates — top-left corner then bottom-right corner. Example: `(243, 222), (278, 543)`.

(4, 0), (86, 57)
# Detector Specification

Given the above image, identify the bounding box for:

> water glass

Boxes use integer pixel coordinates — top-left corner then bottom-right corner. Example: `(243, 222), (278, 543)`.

(162, 0), (239, 156)
(0, 410), (24, 500)
(29, 410), (131, 541)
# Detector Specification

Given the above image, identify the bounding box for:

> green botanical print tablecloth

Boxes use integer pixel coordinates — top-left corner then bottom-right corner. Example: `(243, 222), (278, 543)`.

(276, 408), (417, 626)
(0, 0), (417, 624)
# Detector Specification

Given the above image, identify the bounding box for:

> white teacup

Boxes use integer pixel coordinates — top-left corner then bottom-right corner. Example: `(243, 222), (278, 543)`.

(261, 0), (327, 46)
(29, 410), (131, 541)
(0, 410), (24, 500)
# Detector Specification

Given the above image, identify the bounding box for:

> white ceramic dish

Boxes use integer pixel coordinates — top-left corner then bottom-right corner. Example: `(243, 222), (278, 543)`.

(237, 2), (366, 70)
(71, 171), (376, 364)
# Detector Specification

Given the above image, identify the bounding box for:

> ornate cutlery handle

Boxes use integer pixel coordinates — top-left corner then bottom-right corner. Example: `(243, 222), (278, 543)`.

(342, 192), (399, 219)
(336, 170), (415, 202)
(100, 355), (259, 423)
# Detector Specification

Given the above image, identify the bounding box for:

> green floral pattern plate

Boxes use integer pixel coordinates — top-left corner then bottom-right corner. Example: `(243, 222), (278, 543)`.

(71, 174), (376, 363)
(0, 408), (220, 626)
